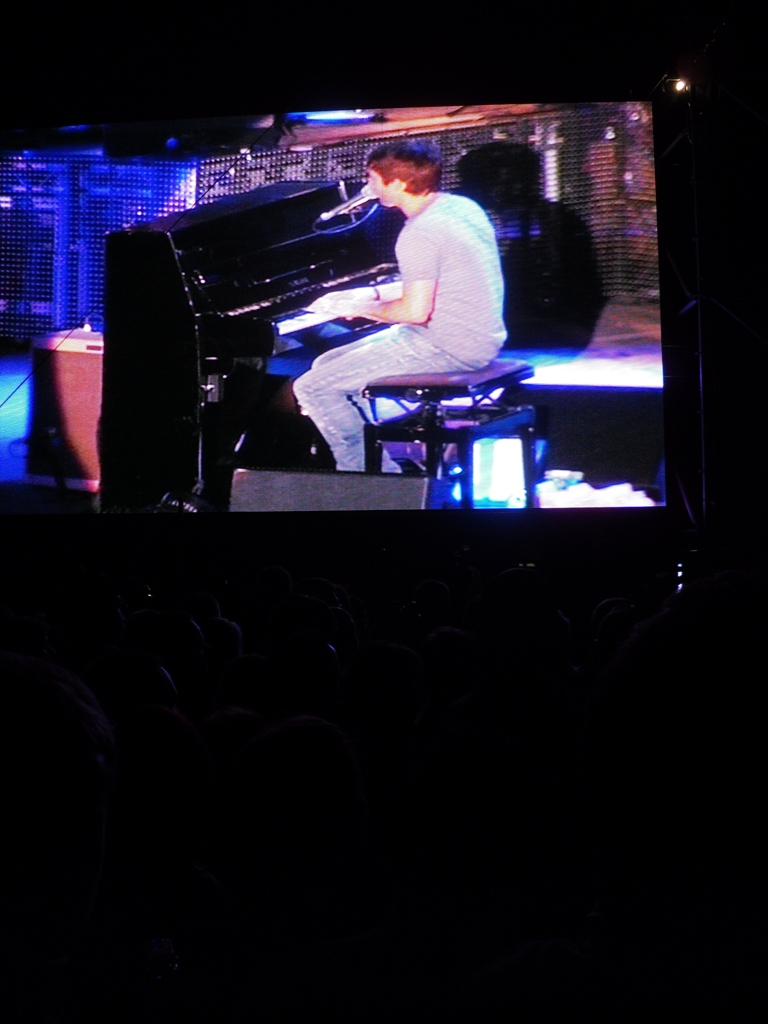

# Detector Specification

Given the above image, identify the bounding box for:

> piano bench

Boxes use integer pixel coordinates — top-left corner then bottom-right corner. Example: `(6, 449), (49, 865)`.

(361, 359), (537, 509)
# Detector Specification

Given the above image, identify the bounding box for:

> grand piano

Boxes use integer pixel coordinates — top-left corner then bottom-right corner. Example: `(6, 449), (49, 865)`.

(100, 180), (401, 511)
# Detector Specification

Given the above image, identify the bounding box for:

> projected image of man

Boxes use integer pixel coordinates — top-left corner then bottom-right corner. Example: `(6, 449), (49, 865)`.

(293, 140), (506, 472)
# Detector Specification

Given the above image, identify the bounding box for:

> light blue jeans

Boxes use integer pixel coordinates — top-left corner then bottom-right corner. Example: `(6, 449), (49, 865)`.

(293, 326), (483, 472)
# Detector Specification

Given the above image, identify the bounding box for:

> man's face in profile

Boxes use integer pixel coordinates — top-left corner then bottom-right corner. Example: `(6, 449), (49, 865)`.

(366, 167), (406, 208)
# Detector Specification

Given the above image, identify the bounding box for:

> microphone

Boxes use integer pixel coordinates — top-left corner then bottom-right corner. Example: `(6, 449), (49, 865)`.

(318, 185), (377, 222)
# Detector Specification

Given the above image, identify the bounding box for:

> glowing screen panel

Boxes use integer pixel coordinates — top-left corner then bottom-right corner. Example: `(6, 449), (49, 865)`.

(0, 103), (663, 512)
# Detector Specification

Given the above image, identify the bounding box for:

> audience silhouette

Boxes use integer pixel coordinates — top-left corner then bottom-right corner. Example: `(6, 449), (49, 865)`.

(2, 543), (766, 1022)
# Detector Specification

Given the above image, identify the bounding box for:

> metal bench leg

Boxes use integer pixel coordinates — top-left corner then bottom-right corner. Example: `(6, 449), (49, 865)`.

(521, 422), (537, 508)
(363, 424), (383, 473)
(454, 430), (474, 509)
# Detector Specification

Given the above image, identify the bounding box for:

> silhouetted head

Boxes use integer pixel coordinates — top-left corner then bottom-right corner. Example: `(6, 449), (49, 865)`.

(1, 653), (115, 967)
(456, 142), (542, 208)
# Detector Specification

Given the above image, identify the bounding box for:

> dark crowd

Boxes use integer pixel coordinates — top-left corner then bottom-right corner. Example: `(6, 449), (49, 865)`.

(2, 530), (767, 1022)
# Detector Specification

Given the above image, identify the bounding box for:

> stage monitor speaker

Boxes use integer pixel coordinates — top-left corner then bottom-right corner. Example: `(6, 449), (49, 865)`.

(26, 330), (102, 492)
(230, 468), (431, 512)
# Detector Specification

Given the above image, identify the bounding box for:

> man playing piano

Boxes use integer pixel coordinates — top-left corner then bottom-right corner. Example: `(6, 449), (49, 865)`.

(293, 140), (506, 472)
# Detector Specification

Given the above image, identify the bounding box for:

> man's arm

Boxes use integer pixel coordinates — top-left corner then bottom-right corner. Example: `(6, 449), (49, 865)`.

(306, 279), (436, 326)
(357, 279), (436, 325)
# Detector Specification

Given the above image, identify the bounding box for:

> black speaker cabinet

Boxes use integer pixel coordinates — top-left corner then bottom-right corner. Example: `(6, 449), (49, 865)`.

(230, 468), (431, 512)
(520, 382), (664, 491)
(26, 330), (103, 491)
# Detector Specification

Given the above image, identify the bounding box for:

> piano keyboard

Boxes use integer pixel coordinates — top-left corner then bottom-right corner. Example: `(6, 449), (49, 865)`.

(223, 263), (398, 318)
(275, 277), (405, 335)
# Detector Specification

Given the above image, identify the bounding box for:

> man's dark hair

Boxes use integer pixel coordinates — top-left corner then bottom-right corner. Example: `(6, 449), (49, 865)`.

(366, 140), (442, 195)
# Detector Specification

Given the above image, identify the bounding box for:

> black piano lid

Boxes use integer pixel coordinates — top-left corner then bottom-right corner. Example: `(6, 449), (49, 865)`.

(138, 180), (345, 246)
(105, 177), (400, 325)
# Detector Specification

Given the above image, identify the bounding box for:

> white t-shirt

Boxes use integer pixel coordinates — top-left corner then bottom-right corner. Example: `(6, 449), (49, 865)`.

(395, 192), (507, 368)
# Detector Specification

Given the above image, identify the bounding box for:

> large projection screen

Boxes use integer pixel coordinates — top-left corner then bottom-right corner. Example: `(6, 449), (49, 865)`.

(0, 103), (663, 513)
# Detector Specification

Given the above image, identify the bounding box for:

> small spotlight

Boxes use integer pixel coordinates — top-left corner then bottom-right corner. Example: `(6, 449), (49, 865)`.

(675, 79), (687, 91)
